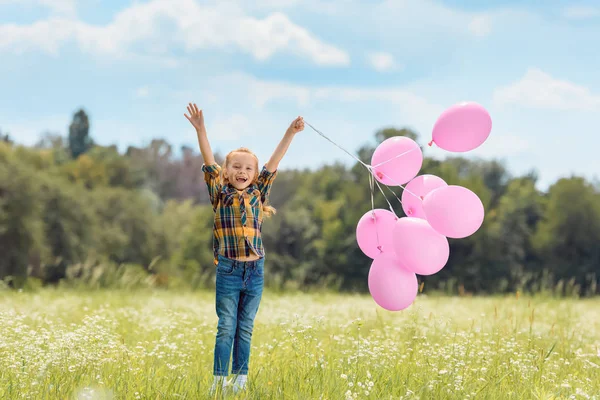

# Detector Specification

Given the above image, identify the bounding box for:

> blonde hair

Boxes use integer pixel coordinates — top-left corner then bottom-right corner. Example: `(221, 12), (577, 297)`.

(221, 147), (276, 218)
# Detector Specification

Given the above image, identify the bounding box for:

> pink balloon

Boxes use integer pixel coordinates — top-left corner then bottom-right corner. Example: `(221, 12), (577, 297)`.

(356, 209), (397, 259)
(429, 102), (492, 152)
(423, 185), (485, 239)
(401, 175), (448, 219)
(392, 217), (450, 275)
(368, 253), (418, 311)
(371, 136), (423, 186)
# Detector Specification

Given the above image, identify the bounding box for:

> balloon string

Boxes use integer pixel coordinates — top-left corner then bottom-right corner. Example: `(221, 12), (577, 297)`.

(305, 120), (422, 203)
(372, 173), (404, 207)
(370, 167), (421, 202)
(370, 169), (397, 216)
(369, 173), (375, 212)
(304, 121), (371, 169)
(368, 173), (382, 252)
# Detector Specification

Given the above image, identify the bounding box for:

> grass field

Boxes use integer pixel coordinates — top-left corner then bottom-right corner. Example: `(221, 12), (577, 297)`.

(1, 289), (599, 399)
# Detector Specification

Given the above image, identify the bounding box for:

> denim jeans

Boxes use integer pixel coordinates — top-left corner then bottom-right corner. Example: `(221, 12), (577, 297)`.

(213, 254), (264, 376)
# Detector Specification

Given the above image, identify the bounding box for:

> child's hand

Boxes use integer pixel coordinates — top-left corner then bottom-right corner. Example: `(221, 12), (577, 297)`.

(288, 116), (305, 135)
(184, 103), (205, 131)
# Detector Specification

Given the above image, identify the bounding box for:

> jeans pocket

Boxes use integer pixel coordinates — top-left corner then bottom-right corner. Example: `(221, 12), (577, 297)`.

(216, 256), (235, 275)
(254, 259), (264, 276)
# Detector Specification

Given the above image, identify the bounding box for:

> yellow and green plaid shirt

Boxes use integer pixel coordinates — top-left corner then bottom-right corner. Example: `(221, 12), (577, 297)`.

(202, 163), (277, 265)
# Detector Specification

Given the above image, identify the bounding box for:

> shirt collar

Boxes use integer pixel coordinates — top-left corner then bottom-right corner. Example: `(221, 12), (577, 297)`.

(222, 183), (258, 197)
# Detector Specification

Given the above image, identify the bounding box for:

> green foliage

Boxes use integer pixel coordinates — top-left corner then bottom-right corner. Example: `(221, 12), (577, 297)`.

(68, 109), (93, 158)
(160, 201), (215, 288)
(0, 145), (47, 287)
(1, 119), (599, 295)
(532, 177), (600, 293)
(38, 174), (97, 283)
(91, 186), (161, 266)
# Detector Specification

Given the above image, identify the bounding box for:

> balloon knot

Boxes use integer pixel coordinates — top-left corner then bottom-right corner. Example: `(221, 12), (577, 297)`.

(376, 171), (383, 179)
(377, 246), (382, 252)
(428, 140), (434, 147)
(419, 196), (424, 200)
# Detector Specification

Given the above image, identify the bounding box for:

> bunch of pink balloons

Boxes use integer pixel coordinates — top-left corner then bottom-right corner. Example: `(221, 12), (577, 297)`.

(357, 102), (492, 311)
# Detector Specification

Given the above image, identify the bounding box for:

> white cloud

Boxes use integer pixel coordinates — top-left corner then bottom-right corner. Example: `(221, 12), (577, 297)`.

(0, 0), (349, 66)
(367, 52), (398, 72)
(211, 114), (253, 141)
(563, 6), (600, 19)
(244, 0), (343, 15)
(206, 72), (443, 123)
(493, 68), (600, 111)
(135, 86), (150, 99)
(373, 0), (495, 41)
(468, 133), (530, 158)
(312, 86), (444, 123)
(0, 18), (77, 55)
(247, 78), (311, 109)
(0, 0), (77, 16)
(468, 15), (492, 37)
(40, 0), (76, 15)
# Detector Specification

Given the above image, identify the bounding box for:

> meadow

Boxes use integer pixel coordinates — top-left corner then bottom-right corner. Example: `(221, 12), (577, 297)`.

(1, 289), (599, 399)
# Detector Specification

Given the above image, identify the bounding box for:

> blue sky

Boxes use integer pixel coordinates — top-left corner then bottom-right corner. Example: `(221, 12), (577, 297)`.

(1, 0), (599, 190)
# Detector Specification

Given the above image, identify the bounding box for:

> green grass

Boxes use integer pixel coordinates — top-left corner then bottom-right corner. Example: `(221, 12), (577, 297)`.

(1, 289), (599, 399)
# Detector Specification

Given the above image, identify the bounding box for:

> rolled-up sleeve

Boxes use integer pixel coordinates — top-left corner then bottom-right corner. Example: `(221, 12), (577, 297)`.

(202, 163), (222, 210)
(256, 165), (277, 204)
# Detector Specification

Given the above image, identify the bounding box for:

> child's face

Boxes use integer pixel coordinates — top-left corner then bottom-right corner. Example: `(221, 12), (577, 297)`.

(225, 152), (257, 190)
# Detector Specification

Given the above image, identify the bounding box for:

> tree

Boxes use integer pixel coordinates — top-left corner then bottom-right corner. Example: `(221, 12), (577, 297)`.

(375, 127), (419, 144)
(487, 177), (544, 292)
(87, 145), (146, 189)
(91, 187), (160, 267)
(39, 175), (98, 283)
(68, 109), (93, 159)
(62, 154), (109, 189)
(35, 132), (70, 165)
(0, 148), (47, 287)
(0, 129), (11, 144)
(532, 177), (600, 294)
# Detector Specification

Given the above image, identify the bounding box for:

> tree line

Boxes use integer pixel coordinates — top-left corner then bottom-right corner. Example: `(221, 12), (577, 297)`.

(1, 109), (599, 295)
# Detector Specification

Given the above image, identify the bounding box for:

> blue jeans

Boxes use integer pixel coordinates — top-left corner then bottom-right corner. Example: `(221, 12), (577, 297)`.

(213, 254), (264, 376)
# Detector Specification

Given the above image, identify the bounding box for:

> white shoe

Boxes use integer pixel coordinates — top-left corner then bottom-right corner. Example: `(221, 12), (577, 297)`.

(209, 376), (228, 396)
(231, 376), (247, 394)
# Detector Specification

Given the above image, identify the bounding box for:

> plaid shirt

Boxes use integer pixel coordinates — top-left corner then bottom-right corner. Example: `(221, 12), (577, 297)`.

(202, 163), (277, 265)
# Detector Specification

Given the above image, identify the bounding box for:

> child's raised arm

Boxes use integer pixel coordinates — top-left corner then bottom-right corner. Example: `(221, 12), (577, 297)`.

(265, 116), (304, 172)
(185, 103), (216, 165)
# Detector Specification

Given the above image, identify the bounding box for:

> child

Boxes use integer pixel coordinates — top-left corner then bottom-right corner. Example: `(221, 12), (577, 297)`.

(184, 103), (304, 395)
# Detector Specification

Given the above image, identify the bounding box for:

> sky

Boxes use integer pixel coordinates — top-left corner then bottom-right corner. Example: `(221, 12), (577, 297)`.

(1, 0), (599, 190)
